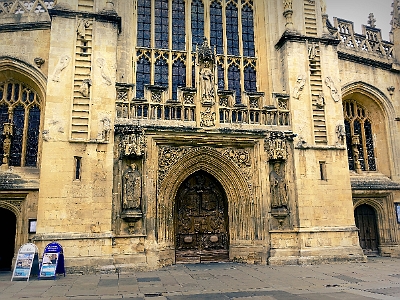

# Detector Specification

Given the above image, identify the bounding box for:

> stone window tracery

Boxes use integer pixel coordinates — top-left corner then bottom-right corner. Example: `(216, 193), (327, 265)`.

(134, 0), (257, 101)
(343, 99), (376, 172)
(0, 81), (41, 167)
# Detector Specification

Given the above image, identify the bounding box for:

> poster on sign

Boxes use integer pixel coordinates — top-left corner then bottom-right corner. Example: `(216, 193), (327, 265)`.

(11, 243), (39, 281)
(39, 242), (65, 279)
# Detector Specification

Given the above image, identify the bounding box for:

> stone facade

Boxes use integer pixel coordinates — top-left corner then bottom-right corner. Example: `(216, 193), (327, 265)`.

(0, 0), (399, 273)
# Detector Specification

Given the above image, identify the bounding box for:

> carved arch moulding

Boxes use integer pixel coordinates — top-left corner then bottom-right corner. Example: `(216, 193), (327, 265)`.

(157, 146), (264, 246)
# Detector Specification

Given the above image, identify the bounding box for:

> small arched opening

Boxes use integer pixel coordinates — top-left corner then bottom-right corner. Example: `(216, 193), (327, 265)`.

(354, 204), (379, 256)
(0, 207), (17, 270)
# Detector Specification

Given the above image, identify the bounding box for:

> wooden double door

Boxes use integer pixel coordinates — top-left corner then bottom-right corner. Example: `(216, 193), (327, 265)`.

(175, 171), (229, 263)
(354, 204), (379, 255)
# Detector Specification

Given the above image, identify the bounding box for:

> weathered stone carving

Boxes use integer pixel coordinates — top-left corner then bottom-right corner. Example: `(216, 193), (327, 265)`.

(2, 122), (13, 165)
(368, 13), (376, 28)
(100, 116), (111, 141)
(198, 38), (216, 105)
(388, 86), (395, 95)
(265, 131), (294, 161)
(292, 75), (306, 99)
(200, 108), (216, 127)
(270, 161), (288, 208)
(52, 55), (70, 82)
(79, 79), (92, 97)
(283, 0), (294, 31)
(122, 127), (146, 157)
(97, 58), (112, 86)
(308, 43), (317, 60)
(325, 77), (340, 102)
(122, 163), (142, 210)
(315, 93), (325, 108)
(77, 19), (91, 40)
(336, 124), (346, 145)
(34, 57), (45, 68)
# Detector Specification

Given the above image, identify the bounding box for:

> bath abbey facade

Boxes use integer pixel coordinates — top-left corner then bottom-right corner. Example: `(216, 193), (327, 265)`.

(1, 0), (400, 272)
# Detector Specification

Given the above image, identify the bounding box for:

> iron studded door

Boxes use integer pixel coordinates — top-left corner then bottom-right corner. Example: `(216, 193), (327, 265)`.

(175, 171), (229, 263)
(354, 204), (379, 255)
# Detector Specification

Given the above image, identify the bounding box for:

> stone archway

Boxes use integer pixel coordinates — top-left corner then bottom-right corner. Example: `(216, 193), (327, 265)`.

(0, 207), (17, 270)
(175, 170), (229, 263)
(157, 146), (260, 264)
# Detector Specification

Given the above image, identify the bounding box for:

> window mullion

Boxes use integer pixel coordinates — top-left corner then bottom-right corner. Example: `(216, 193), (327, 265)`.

(361, 120), (369, 171)
(151, 0), (155, 49)
(222, 0), (228, 90)
(21, 105), (29, 167)
(187, 0), (192, 86)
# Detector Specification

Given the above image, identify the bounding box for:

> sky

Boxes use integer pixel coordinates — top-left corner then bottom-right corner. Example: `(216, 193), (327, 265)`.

(326, 0), (393, 41)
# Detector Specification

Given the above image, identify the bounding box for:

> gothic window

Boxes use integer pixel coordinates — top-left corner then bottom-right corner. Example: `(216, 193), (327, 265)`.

(154, 56), (169, 86)
(0, 81), (41, 167)
(172, 0), (186, 50)
(172, 58), (186, 99)
(134, 0), (257, 101)
(191, 0), (204, 51)
(343, 99), (376, 172)
(226, 2), (240, 56)
(155, 0), (169, 49)
(244, 64), (256, 92)
(242, 3), (255, 57)
(228, 63), (241, 103)
(137, 0), (151, 48)
(210, 1), (223, 54)
(136, 54), (151, 98)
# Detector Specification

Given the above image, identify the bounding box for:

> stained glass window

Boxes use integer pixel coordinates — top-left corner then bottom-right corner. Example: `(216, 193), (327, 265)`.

(217, 64), (225, 90)
(228, 64), (241, 103)
(137, 0), (151, 48)
(136, 55), (151, 98)
(9, 105), (25, 167)
(191, 0), (204, 51)
(242, 3), (255, 57)
(172, 0), (186, 50)
(0, 105), (8, 162)
(172, 59), (186, 100)
(343, 99), (377, 172)
(244, 65), (256, 92)
(226, 2), (239, 56)
(25, 105), (40, 167)
(155, 0), (169, 49)
(210, 1), (223, 54)
(154, 57), (169, 86)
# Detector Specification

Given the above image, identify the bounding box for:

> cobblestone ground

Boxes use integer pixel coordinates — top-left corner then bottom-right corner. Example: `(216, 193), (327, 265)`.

(1, 257), (400, 299)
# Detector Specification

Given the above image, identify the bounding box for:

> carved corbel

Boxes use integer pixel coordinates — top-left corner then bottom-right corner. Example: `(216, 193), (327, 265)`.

(264, 131), (295, 161)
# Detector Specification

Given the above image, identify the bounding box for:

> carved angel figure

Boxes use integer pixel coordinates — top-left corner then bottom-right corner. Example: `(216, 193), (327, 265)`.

(52, 55), (70, 82)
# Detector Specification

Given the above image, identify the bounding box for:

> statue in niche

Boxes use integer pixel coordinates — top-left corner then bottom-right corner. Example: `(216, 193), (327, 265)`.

(269, 162), (288, 208)
(122, 163), (142, 210)
(200, 61), (215, 103)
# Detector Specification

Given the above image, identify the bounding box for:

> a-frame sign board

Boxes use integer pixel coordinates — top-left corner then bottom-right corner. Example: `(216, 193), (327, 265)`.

(11, 243), (39, 281)
(38, 242), (65, 280)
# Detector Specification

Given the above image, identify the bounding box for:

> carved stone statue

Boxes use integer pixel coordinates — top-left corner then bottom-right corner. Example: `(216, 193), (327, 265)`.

(200, 62), (215, 103)
(269, 162), (288, 208)
(293, 75), (306, 99)
(122, 163), (142, 210)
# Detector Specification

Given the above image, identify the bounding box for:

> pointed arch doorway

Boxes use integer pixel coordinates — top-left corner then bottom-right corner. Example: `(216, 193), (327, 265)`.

(0, 208), (17, 270)
(175, 170), (229, 263)
(354, 204), (379, 256)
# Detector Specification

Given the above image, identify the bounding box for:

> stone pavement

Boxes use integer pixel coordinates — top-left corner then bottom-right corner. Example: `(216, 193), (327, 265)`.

(1, 257), (400, 299)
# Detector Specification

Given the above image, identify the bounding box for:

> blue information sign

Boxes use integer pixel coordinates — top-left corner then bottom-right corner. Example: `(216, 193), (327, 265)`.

(39, 242), (65, 279)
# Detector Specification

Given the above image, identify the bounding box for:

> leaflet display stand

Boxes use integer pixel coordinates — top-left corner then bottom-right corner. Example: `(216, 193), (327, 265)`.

(38, 242), (65, 280)
(11, 243), (39, 281)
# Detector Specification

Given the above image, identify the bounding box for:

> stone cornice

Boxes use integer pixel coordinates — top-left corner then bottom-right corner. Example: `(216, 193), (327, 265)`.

(275, 31), (340, 50)
(0, 21), (51, 33)
(338, 51), (398, 72)
(48, 8), (121, 33)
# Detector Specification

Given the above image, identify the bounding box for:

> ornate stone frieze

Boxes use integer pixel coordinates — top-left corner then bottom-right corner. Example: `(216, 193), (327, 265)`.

(264, 131), (294, 161)
(158, 146), (190, 183)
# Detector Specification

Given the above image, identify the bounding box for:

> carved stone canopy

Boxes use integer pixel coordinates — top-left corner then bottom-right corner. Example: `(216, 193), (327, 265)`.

(197, 37), (215, 64)
(116, 125), (146, 158)
(265, 131), (295, 161)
